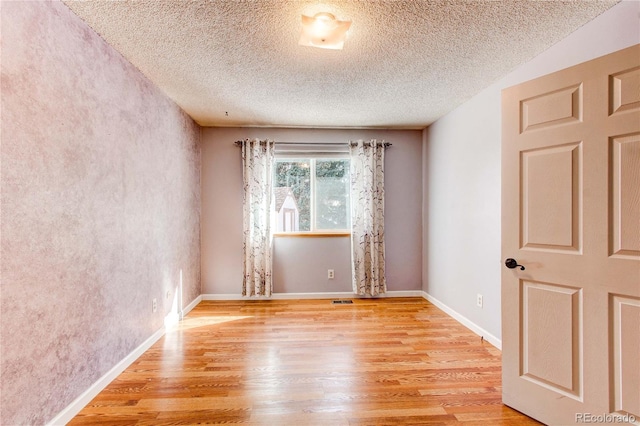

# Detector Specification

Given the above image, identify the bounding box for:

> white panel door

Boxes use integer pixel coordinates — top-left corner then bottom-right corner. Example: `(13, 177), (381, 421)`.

(502, 44), (640, 425)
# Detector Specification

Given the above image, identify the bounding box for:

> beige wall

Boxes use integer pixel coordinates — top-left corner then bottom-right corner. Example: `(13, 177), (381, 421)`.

(1, 2), (201, 423)
(201, 127), (423, 295)
(423, 0), (640, 343)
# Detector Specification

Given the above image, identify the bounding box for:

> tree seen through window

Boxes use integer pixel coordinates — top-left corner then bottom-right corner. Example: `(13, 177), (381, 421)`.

(274, 158), (349, 232)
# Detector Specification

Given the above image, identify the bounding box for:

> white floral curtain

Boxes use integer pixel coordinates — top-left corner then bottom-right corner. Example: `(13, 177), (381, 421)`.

(242, 138), (275, 297)
(349, 139), (387, 296)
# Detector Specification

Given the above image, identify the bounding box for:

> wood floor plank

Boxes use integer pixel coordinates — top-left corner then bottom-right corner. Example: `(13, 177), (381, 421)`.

(70, 298), (540, 425)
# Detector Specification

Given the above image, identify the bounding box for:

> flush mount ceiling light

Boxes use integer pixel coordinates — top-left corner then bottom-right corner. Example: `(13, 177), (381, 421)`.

(299, 12), (352, 50)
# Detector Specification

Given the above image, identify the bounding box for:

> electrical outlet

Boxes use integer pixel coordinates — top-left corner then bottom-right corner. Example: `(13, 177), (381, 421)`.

(476, 294), (483, 308)
(166, 290), (171, 300)
(328, 269), (335, 279)
(152, 298), (157, 313)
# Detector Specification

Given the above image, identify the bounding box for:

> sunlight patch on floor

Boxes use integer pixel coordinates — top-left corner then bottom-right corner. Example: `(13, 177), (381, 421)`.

(169, 315), (253, 332)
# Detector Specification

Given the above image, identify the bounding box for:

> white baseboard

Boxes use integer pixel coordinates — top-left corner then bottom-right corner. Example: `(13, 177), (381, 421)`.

(183, 294), (202, 315)
(47, 326), (165, 426)
(201, 290), (424, 301)
(421, 291), (502, 350)
(47, 295), (203, 426)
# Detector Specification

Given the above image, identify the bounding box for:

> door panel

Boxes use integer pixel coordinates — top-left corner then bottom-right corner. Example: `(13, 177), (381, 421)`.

(610, 133), (640, 258)
(610, 67), (640, 115)
(611, 295), (640, 418)
(521, 281), (582, 399)
(502, 44), (640, 425)
(521, 143), (582, 252)
(520, 83), (582, 133)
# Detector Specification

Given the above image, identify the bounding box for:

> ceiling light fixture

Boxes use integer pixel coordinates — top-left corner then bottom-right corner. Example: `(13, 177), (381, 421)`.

(299, 12), (351, 50)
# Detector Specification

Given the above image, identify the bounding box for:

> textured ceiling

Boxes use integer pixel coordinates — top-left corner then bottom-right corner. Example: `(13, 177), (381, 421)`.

(62, 0), (619, 129)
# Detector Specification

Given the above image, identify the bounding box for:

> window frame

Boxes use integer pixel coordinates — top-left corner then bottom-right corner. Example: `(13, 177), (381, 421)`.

(273, 153), (351, 237)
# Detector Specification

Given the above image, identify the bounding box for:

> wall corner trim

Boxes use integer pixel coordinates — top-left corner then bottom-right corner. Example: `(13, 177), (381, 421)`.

(46, 296), (203, 425)
(421, 291), (502, 350)
(183, 295), (203, 317)
(201, 290), (424, 301)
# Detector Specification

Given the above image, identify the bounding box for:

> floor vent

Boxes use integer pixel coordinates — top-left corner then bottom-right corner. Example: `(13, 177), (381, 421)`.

(332, 300), (353, 304)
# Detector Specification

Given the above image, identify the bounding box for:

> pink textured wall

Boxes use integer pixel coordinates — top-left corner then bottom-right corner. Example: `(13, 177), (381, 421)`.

(1, 2), (201, 424)
(201, 127), (423, 295)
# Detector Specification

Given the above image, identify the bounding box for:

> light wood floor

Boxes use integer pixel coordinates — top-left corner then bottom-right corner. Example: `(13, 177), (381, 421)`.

(70, 298), (540, 425)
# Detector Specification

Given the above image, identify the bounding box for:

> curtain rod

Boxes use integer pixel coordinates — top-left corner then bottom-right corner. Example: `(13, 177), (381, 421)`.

(234, 141), (392, 147)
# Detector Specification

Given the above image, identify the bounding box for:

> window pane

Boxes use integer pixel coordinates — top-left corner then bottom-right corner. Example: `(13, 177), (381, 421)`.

(274, 160), (310, 231)
(315, 159), (350, 230)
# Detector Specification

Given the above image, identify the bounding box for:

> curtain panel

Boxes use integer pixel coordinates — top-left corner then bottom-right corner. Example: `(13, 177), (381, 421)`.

(241, 138), (275, 297)
(349, 139), (387, 296)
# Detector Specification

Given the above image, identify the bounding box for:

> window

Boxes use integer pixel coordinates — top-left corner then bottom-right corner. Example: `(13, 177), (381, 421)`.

(273, 157), (350, 233)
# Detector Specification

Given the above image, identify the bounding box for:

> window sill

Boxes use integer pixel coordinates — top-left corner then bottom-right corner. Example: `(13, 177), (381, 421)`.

(273, 232), (351, 238)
